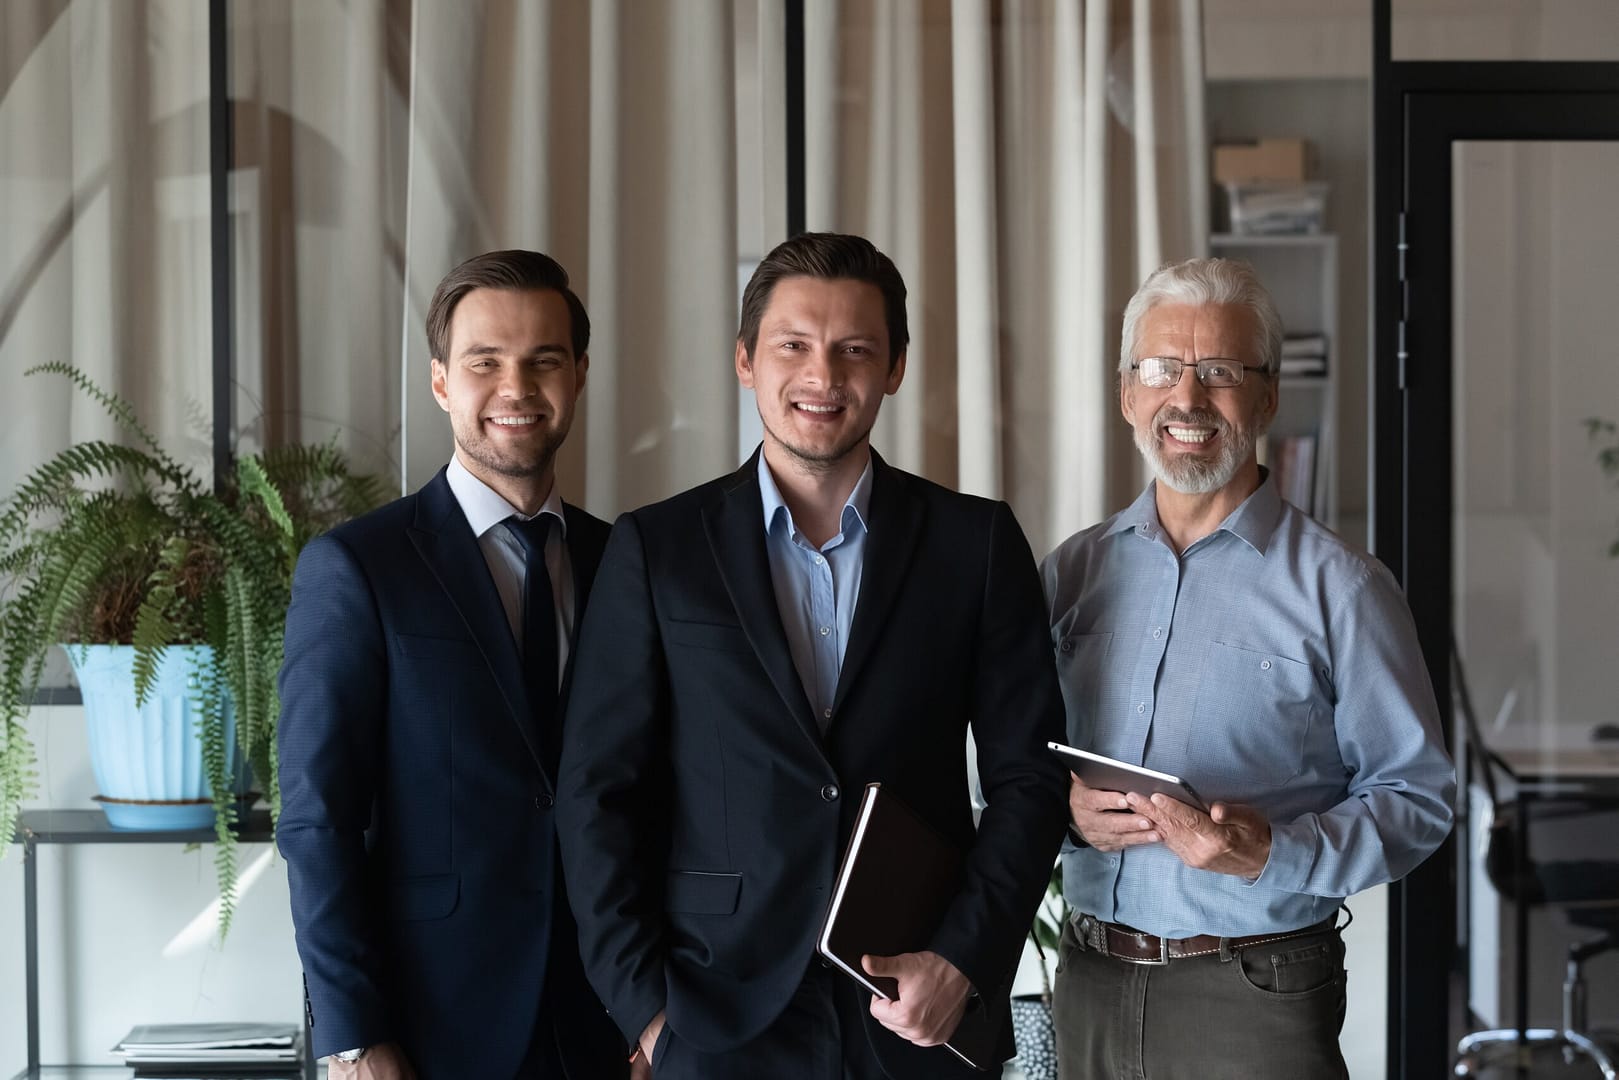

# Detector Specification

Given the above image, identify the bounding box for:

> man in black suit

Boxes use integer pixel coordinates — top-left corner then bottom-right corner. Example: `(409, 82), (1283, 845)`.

(556, 232), (1068, 1079)
(278, 251), (629, 1079)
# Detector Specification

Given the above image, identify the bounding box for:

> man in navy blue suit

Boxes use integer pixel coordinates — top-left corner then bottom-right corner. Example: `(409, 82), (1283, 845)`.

(278, 251), (629, 1079)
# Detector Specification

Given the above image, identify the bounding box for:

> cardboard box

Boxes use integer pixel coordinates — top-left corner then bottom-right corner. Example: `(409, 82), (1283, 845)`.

(1212, 138), (1310, 184)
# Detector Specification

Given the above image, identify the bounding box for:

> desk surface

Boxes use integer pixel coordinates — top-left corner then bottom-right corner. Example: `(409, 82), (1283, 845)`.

(1485, 724), (1619, 782)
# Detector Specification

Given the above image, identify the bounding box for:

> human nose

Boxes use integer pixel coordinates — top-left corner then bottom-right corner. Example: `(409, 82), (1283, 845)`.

(497, 365), (536, 400)
(801, 346), (840, 387)
(1164, 363), (1210, 409)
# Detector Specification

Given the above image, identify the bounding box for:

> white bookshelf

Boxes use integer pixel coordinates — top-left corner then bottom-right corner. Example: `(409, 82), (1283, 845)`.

(1211, 232), (1339, 528)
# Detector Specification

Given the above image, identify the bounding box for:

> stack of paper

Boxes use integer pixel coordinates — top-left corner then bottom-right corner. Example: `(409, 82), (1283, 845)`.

(113, 1022), (302, 1077)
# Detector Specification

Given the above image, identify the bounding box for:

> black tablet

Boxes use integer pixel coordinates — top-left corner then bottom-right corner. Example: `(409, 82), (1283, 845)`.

(1047, 741), (1208, 812)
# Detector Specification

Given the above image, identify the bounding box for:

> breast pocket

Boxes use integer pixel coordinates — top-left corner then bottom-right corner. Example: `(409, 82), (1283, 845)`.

(664, 618), (754, 654)
(1054, 632), (1114, 747)
(1189, 642), (1316, 788)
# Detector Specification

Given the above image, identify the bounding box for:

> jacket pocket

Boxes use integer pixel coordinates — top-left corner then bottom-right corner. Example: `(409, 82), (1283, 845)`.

(395, 632), (481, 664)
(664, 870), (743, 915)
(391, 873), (460, 921)
(664, 619), (753, 654)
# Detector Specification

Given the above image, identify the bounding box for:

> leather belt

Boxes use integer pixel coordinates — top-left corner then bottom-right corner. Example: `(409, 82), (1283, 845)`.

(1074, 912), (1338, 965)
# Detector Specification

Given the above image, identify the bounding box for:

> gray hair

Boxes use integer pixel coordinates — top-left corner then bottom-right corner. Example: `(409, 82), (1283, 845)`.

(1118, 257), (1284, 376)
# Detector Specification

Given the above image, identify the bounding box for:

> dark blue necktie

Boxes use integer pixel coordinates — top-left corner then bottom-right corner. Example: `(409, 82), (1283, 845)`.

(505, 515), (559, 739)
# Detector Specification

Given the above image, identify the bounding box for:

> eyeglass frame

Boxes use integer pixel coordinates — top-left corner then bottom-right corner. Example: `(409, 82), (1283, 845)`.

(1128, 356), (1273, 389)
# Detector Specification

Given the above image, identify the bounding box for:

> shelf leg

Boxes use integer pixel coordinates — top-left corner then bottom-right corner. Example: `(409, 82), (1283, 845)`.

(24, 833), (40, 1079)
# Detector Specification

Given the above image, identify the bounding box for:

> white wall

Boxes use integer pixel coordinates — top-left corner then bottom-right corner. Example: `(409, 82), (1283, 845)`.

(0, 705), (303, 1072)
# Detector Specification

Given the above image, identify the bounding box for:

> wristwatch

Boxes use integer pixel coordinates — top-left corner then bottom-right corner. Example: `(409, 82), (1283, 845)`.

(333, 1048), (367, 1063)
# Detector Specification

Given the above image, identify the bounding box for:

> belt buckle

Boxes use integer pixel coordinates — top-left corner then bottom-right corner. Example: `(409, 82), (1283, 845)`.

(1118, 931), (1170, 966)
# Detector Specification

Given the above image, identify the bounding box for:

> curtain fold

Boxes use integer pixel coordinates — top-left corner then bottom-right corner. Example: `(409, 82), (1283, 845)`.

(811, 0), (1206, 553)
(399, 0), (741, 515)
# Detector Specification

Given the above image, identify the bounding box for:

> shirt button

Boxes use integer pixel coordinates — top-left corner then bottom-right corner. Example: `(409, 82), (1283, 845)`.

(823, 708), (833, 720)
(1137, 703), (1146, 714)
(1153, 627), (1162, 639)
(1260, 659), (1272, 670)
(821, 784), (840, 802)
(814, 555), (825, 565)
(1060, 639), (1074, 653)
(819, 626), (830, 637)
(534, 793), (553, 809)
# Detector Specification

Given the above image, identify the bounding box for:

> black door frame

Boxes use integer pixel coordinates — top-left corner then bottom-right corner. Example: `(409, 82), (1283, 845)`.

(1372, 4), (1619, 1074)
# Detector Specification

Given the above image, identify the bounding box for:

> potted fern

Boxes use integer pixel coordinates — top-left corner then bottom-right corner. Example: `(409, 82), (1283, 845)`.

(0, 364), (385, 934)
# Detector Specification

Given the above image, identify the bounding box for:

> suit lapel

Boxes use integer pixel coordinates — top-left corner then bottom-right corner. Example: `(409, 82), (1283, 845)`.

(407, 470), (548, 777)
(832, 452), (925, 716)
(558, 502), (607, 703)
(702, 455), (823, 749)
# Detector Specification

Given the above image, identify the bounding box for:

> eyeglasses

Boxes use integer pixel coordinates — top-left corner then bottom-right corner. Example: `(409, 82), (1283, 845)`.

(1129, 356), (1270, 389)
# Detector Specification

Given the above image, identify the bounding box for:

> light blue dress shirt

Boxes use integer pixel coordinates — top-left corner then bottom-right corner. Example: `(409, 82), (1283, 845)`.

(1041, 474), (1455, 938)
(758, 453), (872, 730)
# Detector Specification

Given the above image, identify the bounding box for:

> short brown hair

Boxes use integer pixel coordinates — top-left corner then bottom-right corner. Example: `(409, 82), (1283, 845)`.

(425, 249), (590, 362)
(738, 233), (909, 369)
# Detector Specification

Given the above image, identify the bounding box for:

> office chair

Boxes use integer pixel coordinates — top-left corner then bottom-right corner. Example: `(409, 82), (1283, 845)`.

(1452, 644), (1619, 1079)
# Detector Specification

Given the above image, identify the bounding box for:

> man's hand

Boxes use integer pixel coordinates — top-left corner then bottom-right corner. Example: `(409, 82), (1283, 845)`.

(1068, 773), (1161, 851)
(326, 1044), (417, 1080)
(863, 950), (972, 1047)
(637, 1011), (667, 1068)
(1127, 792), (1272, 879)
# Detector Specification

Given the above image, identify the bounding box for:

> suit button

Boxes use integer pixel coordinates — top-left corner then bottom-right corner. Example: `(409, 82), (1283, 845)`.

(821, 784), (839, 802)
(535, 793), (553, 809)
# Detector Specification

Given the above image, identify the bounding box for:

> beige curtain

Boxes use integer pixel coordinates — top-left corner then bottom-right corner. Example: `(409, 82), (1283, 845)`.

(398, 0), (747, 516)
(807, 0), (1207, 554)
(0, 0), (215, 494)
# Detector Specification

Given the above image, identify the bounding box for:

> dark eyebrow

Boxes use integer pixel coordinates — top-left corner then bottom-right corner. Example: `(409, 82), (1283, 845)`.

(458, 343), (571, 358)
(762, 322), (879, 345)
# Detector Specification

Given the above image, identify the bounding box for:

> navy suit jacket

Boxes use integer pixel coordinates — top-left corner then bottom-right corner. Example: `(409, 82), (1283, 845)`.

(555, 450), (1068, 1078)
(277, 467), (622, 1078)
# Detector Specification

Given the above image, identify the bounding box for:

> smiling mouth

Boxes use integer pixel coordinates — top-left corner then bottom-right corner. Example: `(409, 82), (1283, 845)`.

(794, 403), (844, 415)
(487, 415), (540, 427)
(1164, 425), (1214, 444)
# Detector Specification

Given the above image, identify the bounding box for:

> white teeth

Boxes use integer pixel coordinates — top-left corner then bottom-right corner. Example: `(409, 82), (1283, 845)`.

(489, 416), (538, 426)
(796, 404), (841, 414)
(1166, 426), (1212, 443)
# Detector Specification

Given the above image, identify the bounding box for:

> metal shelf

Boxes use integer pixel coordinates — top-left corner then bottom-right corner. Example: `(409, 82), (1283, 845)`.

(10, 809), (310, 1080)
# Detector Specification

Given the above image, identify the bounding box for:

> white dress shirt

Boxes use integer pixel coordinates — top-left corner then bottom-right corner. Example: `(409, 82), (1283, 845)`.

(444, 455), (575, 688)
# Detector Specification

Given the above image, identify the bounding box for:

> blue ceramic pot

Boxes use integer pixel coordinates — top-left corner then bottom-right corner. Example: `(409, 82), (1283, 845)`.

(63, 644), (241, 830)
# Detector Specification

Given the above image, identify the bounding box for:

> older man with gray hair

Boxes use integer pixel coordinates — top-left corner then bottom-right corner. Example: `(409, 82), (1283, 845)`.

(1041, 257), (1454, 1078)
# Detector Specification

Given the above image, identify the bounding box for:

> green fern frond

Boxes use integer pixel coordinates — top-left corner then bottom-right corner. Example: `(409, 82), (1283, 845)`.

(24, 364), (176, 467)
(130, 536), (193, 705)
(0, 441), (193, 542)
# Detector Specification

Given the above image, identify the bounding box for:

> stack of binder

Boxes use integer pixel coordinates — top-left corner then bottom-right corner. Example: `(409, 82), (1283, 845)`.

(112, 1022), (303, 1078)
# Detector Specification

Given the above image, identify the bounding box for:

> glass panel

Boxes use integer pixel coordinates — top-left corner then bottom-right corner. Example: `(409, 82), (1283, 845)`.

(1451, 140), (1619, 1056)
(1395, 0), (1619, 62)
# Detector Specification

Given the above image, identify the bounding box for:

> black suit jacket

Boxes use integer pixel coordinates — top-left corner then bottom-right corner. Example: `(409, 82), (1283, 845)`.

(555, 450), (1067, 1078)
(277, 467), (623, 1078)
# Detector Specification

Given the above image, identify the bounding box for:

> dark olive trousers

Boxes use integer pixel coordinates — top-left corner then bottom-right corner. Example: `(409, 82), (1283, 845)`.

(1051, 916), (1349, 1080)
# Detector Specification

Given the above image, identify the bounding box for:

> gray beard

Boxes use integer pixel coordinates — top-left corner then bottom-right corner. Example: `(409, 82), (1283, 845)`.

(1134, 407), (1266, 495)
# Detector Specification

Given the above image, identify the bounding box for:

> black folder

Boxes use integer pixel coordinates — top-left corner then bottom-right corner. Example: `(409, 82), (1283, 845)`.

(816, 782), (997, 1071)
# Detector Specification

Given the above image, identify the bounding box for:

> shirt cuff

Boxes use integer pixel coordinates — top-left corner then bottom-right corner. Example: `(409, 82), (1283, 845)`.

(1249, 819), (1314, 893)
(1248, 818), (1315, 893)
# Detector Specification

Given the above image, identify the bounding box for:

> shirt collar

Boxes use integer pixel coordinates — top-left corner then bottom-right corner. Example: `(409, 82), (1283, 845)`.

(1106, 467), (1283, 556)
(445, 455), (567, 540)
(757, 452), (874, 540)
